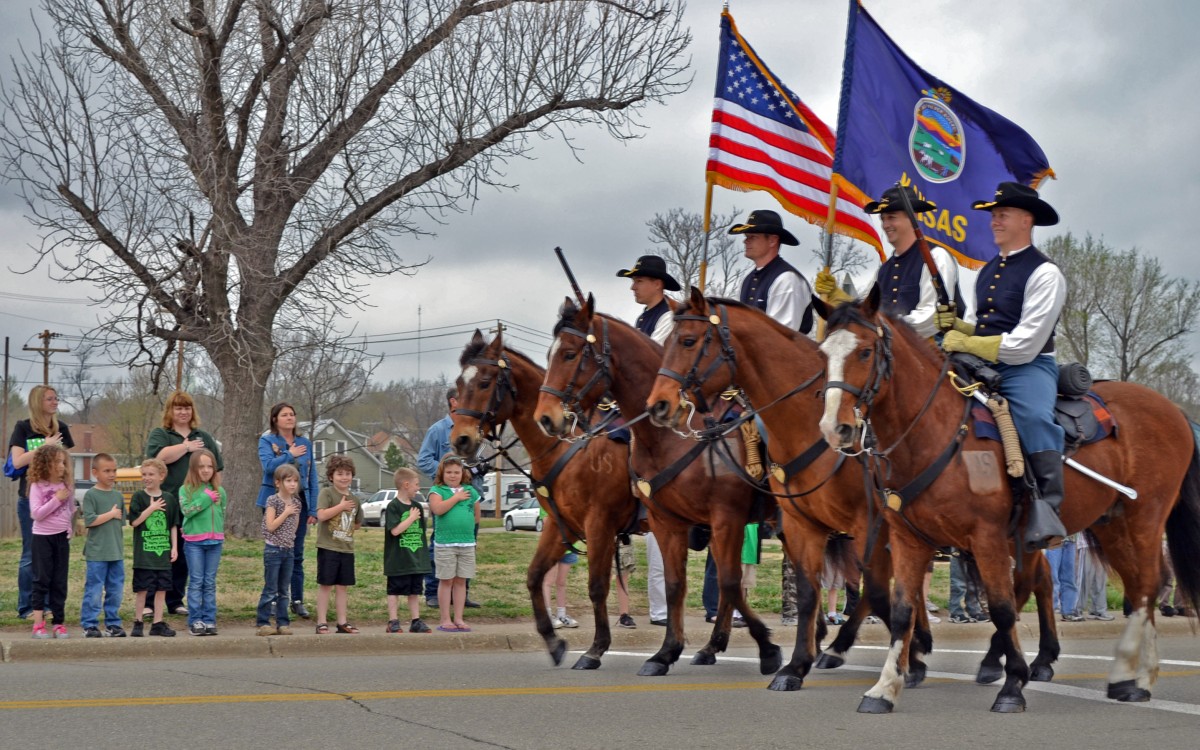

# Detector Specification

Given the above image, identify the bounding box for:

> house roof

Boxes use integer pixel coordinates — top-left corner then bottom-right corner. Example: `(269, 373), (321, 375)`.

(298, 419), (386, 468)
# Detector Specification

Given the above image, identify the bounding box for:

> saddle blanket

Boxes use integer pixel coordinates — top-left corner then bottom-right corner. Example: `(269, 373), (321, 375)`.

(971, 391), (1116, 446)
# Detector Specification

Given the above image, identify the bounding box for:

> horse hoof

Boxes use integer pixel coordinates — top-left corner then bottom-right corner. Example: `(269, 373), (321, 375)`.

(857, 695), (894, 714)
(549, 640), (567, 666)
(1107, 680), (1151, 702)
(990, 695), (1026, 713)
(760, 646), (783, 675)
(1030, 664), (1055, 683)
(690, 651), (717, 666)
(976, 664), (1003, 685)
(815, 652), (845, 670)
(571, 655), (602, 670)
(905, 666), (927, 689)
(638, 661), (670, 677)
(768, 673), (804, 692)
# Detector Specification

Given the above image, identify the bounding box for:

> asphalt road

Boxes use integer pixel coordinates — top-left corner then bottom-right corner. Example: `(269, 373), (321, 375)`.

(1, 635), (1197, 748)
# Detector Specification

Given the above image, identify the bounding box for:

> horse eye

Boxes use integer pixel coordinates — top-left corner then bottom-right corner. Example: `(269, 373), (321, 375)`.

(681, 337), (697, 348)
(479, 380), (491, 389)
(858, 348), (873, 361)
(563, 351), (577, 361)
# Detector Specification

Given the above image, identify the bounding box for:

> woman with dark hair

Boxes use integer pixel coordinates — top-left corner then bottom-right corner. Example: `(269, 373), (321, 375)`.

(7, 385), (74, 619)
(145, 391), (224, 615)
(258, 403), (320, 619)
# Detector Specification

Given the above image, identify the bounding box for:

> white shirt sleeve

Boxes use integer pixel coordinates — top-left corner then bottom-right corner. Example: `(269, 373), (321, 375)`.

(765, 271), (811, 334)
(997, 263), (1066, 364)
(650, 306), (675, 346)
(903, 246), (959, 338)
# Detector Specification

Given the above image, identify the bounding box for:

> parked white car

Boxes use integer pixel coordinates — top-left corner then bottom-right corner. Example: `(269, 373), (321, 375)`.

(503, 497), (543, 532)
(361, 489), (427, 526)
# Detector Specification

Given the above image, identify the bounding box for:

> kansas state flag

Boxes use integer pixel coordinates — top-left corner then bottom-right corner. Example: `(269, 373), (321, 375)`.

(831, 2), (1054, 268)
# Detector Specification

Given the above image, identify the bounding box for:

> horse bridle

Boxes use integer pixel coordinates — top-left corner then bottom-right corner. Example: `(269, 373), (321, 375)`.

(453, 353), (519, 428)
(538, 316), (620, 437)
(657, 302), (739, 419)
(822, 311), (895, 454)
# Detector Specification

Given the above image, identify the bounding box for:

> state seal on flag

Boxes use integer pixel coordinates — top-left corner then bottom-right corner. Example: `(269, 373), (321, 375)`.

(909, 93), (964, 183)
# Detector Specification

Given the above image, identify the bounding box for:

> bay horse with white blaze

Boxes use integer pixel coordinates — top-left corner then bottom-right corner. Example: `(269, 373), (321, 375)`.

(815, 287), (1200, 713)
(534, 296), (784, 678)
(450, 331), (637, 669)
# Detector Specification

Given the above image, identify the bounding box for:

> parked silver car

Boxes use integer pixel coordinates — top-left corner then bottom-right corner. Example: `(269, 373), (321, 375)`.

(361, 489), (427, 526)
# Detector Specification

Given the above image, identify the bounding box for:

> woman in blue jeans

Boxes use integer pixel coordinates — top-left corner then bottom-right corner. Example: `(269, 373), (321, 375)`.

(7, 385), (74, 619)
(256, 403), (319, 619)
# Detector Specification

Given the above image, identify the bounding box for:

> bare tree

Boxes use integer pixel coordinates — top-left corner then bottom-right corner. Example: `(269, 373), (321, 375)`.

(809, 231), (872, 283)
(1, 0), (689, 536)
(646, 207), (746, 298)
(90, 369), (164, 465)
(56, 345), (101, 423)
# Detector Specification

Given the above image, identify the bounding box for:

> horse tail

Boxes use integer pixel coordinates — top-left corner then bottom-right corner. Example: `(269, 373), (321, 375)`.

(824, 533), (860, 584)
(1165, 433), (1200, 619)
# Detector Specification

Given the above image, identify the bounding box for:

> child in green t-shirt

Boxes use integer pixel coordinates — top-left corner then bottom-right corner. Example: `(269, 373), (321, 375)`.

(128, 458), (180, 637)
(428, 454), (480, 633)
(383, 467), (432, 633)
(81, 454), (126, 638)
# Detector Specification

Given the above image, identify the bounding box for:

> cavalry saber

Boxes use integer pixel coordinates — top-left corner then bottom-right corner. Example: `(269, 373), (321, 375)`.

(895, 182), (951, 310)
(554, 246), (587, 307)
(964, 389), (1138, 499)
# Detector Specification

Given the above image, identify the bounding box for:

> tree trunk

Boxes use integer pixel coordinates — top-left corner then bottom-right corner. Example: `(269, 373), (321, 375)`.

(215, 352), (273, 539)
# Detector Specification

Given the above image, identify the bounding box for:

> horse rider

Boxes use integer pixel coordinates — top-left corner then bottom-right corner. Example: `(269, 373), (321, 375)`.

(730, 209), (814, 334)
(816, 184), (959, 338)
(937, 182), (1067, 551)
(616, 254), (681, 346)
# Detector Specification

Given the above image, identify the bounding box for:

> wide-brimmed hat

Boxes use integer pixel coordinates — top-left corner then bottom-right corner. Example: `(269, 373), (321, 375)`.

(615, 255), (681, 292)
(864, 185), (937, 215)
(972, 182), (1058, 226)
(727, 209), (799, 246)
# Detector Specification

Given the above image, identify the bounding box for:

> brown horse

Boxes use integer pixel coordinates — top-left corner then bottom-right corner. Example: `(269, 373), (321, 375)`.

(645, 287), (1046, 691)
(450, 330), (637, 669)
(814, 286), (1200, 713)
(533, 296), (784, 678)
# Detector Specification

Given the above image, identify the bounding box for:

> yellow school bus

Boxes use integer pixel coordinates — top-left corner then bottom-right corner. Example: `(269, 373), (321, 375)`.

(115, 467), (143, 510)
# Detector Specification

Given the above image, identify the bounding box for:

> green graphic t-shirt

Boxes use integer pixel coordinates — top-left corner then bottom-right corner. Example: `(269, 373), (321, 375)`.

(129, 490), (182, 570)
(382, 499), (431, 577)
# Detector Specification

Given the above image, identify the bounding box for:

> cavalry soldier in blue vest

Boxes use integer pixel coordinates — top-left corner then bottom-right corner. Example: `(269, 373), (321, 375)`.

(938, 182), (1067, 551)
(816, 185), (960, 338)
(616, 254), (681, 346)
(729, 210), (814, 334)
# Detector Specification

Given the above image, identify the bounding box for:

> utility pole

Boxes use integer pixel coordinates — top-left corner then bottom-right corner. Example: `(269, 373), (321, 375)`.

(176, 341), (185, 392)
(23, 329), (69, 386)
(416, 304), (422, 382)
(488, 319), (507, 518)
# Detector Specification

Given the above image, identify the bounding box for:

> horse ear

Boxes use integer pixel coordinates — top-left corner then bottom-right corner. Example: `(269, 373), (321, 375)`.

(583, 292), (595, 320)
(470, 329), (486, 347)
(811, 294), (832, 323)
(863, 282), (881, 317)
(490, 326), (504, 352)
(689, 285), (705, 310)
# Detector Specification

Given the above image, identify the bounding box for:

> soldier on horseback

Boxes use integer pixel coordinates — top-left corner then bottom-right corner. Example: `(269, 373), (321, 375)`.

(616, 254), (681, 346)
(729, 209), (814, 334)
(937, 182), (1068, 551)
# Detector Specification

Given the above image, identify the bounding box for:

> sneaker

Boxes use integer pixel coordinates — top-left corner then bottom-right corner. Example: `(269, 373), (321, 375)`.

(970, 611), (990, 623)
(149, 621), (176, 637)
(31, 623), (52, 640)
(1088, 612), (1115, 621)
(205, 624), (218, 636)
(1160, 605), (1177, 618)
(85, 627), (103, 638)
(426, 598), (439, 609)
(732, 616), (748, 628)
(925, 599), (939, 613)
(276, 626), (292, 635)
(53, 624), (69, 639)
(386, 619), (403, 634)
(550, 611), (563, 629)
(189, 622), (207, 636)
(780, 616), (798, 627)
(106, 625), (127, 638)
(257, 625), (278, 636)
(131, 621), (144, 637)
(168, 605), (188, 616)
(1062, 613), (1085, 622)
(290, 600), (310, 619)
(826, 612), (846, 625)
(949, 614), (974, 624)
(409, 619), (432, 633)
(927, 614), (942, 624)
(617, 613), (637, 629)
(557, 614), (579, 628)
(864, 615), (882, 625)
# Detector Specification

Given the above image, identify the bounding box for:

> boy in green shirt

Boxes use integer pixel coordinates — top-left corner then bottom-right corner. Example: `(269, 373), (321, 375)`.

(128, 458), (180, 637)
(384, 468), (433, 633)
(81, 454), (126, 638)
(314, 455), (364, 634)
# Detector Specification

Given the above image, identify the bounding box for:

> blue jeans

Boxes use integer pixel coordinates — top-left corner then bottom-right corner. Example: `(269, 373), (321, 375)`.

(702, 551), (719, 619)
(81, 560), (125, 629)
(948, 553), (983, 619)
(257, 544), (294, 627)
(993, 355), (1064, 453)
(185, 541), (223, 626)
(424, 545), (439, 600)
(291, 512), (309, 603)
(1045, 540), (1079, 615)
(16, 495), (49, 617)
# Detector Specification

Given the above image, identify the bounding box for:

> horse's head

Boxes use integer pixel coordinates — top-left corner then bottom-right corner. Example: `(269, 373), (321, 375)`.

(534, 294), (612, 437)
(452, 329), (517, 457)
(814, 284), (894, 451)
(647, 286), (737, 430)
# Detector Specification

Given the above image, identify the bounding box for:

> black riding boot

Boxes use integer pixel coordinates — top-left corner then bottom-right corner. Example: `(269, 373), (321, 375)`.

(1024, 451), (1067, 551)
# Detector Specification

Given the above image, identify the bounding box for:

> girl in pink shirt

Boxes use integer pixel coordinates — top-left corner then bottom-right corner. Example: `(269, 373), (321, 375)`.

(28, 445), (75, 638)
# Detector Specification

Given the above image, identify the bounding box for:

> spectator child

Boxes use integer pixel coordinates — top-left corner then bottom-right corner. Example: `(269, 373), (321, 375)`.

(428, 454), (480, 632)
(128, 458), (181, 637)
(27, 444), (75, 639)
(179, 449), (227, 636)
(315, 455), (363, 634)
(257, 464), (302, 636)
(383, 467), (433, 634)
(543, 547), (580, 629)
(81, 453), (126, 637)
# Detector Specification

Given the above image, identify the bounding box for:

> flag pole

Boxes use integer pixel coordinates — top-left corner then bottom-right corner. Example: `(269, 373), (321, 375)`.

(699, 177), (714, 293)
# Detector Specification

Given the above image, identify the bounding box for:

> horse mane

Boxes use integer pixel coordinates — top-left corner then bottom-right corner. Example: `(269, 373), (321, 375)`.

(824, 302), (946, 364)
(458, 337), (489, 367)
(502, 347), (544, 374)
(704, 296), (803, 340)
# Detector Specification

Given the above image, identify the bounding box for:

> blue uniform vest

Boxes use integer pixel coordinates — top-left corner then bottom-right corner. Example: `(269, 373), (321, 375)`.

(876, 245), (925, 317)
(973, 246), (1055, 354)
(636, 299), (671, 338)
(739, 256), (812, 334)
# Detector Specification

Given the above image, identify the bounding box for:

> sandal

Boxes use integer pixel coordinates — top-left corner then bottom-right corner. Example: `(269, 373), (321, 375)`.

(315, 623), (330, 634)
(336, 622), (359, 634)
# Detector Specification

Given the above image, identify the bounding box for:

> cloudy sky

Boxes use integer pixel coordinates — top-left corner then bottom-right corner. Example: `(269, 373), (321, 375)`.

(2, 0), (1197, 395)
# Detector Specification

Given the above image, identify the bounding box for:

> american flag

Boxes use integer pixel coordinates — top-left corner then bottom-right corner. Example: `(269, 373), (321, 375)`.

(707, 12), (882, 256)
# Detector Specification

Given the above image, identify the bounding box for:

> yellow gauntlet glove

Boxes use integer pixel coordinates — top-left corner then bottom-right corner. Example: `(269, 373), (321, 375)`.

(814, 269), (853, 303)
(934, 304), (975, 335)
(942, 330), (1002, 362)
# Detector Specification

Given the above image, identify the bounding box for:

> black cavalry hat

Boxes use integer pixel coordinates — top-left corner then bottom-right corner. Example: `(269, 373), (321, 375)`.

(616, 255), (681, 292)
(727, 209), (800, 246)
(864, 184), (937, 215)
(972, 181), (1059, 226)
